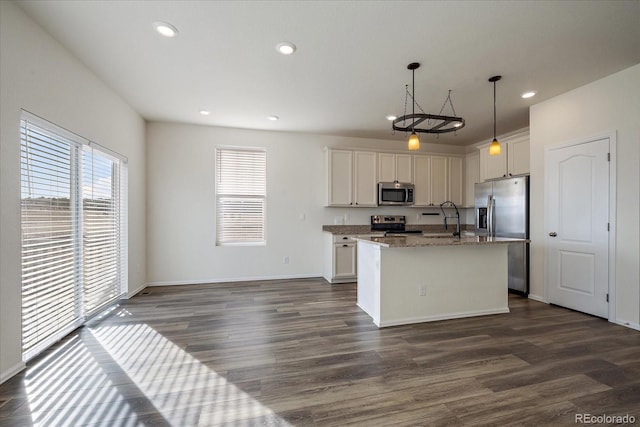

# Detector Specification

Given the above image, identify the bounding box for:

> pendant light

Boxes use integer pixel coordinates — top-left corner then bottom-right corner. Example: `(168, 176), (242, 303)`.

(488, 75), (502, 156)
(407, 63), (420, 150)
(392, 63), (465, 152)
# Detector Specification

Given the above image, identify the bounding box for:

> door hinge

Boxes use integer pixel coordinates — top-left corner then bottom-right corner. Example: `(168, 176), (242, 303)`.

(606, 293), (609, 302)
(607, 153), (610, 161)
(607, 223), (610, 231)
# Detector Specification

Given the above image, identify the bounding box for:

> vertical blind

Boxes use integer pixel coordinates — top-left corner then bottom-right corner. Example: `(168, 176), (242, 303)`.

(20, 112), (127, 362)
(215, 147), (266, 245)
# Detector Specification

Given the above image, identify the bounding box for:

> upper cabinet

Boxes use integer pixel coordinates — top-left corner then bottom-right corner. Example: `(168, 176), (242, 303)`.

(447, 156), (464, 207)
(413, 155), (431, 206)
(326, 149), (377, 207)
(464, 151), (480, 207)
(327, 149), (353, 206)
(353, 151), (378, 206)
(430, 155), (448, 206)
(378, 153), (413, 183)
(413, 155), (464, 207)
(479, 130), (530, 181)
(326, 148), (466, 208)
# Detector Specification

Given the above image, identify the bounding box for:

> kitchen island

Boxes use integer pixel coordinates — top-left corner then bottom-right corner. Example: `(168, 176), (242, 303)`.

(356, 234), (527, 327)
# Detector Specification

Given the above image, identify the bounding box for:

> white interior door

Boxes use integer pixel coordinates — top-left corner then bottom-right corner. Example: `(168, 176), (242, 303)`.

(546, 138), (609, 318)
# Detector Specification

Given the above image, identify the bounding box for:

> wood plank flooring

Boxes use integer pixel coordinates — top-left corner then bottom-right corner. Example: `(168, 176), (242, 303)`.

(1, 278), (639, 426)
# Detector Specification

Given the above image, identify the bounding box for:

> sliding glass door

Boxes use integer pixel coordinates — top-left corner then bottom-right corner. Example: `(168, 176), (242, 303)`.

(20, 111), (127, 362)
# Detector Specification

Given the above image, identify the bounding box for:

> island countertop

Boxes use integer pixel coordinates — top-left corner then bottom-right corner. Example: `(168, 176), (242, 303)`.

(355, 234), (529, 248)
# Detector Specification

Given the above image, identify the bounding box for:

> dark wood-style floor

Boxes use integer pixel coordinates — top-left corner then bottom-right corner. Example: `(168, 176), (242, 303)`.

(1, 278), (639, 426)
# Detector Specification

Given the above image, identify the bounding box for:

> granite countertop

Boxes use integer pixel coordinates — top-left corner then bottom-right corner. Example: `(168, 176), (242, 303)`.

(322, 224), (474, 235)
(355, 234), (529, 248)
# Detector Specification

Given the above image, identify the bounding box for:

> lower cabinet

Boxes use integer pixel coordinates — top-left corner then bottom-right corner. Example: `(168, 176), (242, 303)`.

(323, 233), (382, 283)
(334, 240), (357, 280)
(323, 233), (357, 283)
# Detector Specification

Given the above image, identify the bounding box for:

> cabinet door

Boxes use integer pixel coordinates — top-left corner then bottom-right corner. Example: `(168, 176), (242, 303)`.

(464, 152), (480, 207)
(413, 155), (431, 206)
(508, 138), (530, 176)
(448, 157), (464, 206)
(430, 155), (448, 205)
(378, 153), (395, 183)
(334, 243), (357, 279)
(353, 151), (377, 206)
(480, 145), (508, 181)
(396, 154), (413, 183)
(327, 150), (353, 206)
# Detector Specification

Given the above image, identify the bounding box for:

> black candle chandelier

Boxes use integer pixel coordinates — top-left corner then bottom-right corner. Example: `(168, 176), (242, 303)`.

(392, 62), (465, 151)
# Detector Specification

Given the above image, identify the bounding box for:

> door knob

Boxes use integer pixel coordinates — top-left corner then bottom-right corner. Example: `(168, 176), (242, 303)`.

(549, 232), (557, 237)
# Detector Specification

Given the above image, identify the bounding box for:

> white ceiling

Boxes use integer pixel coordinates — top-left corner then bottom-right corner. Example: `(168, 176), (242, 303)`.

(16, 0), (640, 146)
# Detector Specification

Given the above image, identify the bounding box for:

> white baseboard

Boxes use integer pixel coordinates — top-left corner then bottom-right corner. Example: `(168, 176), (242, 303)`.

(377, 307), (510, 328)
(0, 362), (25, 385)
(123, 283), (147, 299)
(146, 273), (322, 287)
(613, 319), (640, 331)
(527, 294), (547, 303)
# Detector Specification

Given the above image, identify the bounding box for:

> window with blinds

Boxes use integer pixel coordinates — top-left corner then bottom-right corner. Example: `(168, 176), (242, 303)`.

(215, 147), (266, 245)
(20, 111), (127, 362)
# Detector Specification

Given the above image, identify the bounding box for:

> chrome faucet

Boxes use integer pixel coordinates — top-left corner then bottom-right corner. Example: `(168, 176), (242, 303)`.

(440, 201), (461, 237)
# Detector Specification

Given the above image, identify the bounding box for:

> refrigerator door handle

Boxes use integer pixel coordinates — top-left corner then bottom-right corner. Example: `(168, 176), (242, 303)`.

(487, 195), (495, 237)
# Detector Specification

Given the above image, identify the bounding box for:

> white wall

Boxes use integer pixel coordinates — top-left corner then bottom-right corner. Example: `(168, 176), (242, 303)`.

(0, 2), (146, 382)
(146, 122), (468, 285)
(529, 64), (640, 328)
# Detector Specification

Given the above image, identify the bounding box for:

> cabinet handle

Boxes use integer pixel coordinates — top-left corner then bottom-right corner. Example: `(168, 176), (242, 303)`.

(343, 244), (349, 247)
(549, 232), (557, 237)
(342, 236), (348, 240)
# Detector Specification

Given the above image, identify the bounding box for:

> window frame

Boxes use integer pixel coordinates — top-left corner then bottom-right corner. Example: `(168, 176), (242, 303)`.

(214, 146), (267, 246)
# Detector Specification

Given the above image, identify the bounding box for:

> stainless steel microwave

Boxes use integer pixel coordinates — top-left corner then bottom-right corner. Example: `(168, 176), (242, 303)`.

(378, 182), (414, 206)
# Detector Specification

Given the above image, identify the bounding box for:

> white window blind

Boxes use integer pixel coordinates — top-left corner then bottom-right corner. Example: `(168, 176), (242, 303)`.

(20, 112), (127, 361)
(215, 147), (266, 245)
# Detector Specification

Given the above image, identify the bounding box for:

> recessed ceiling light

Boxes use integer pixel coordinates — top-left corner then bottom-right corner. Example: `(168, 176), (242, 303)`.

(199, 110), (210, 116)
(268, 115), (279, 121)
(153, 21), (178, 38)
(521, 91), (536, 99)
(385, 115), (397, 121)
(276, 42), (296, 55)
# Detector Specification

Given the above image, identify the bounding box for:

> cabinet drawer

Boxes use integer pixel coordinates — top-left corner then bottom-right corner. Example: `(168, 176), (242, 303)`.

(333, 235), (357, 244)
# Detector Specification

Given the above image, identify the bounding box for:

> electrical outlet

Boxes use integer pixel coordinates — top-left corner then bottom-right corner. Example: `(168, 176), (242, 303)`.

(419, 285), (427, 296)
(283, 256), (290, 264)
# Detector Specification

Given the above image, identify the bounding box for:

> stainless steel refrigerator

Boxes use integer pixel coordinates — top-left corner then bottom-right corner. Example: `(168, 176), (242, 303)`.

(475, 176), (529, 295)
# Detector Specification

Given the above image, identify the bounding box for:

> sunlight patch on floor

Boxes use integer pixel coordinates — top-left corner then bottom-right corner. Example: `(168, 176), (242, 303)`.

(89, 318), (290, 426)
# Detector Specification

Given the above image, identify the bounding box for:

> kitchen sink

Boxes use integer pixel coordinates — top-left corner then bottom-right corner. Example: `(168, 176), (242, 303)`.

(421, 232), (456, 238)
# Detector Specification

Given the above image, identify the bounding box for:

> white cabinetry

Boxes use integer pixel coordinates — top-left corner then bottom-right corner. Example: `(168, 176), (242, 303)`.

(323, 233), (357, 283)
(464, 151), (480, 207)
(327, 150), (353, 206)
(333, 238), (357, 280)
(430, 155), (448, 205)
(378, 153), (413, 183)
(353, 151), (378, 206)
(413, 155), (463, 207)
(479, 130), (530, 181)
(507, 137), (530, 176)
(326, 149), (377, 207)
(413, 155), (431, 206)
(448, 156), (464, 206)
(323, 233), (384, 283)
